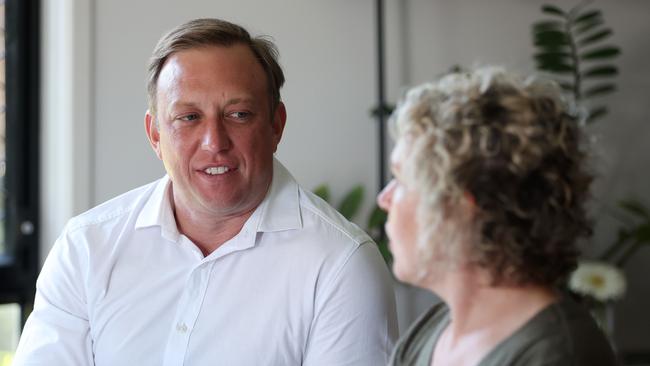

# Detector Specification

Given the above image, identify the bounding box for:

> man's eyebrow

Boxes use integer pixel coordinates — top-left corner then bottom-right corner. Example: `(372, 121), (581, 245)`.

(168, 100), (199, 110)
(224, 97), (255, 106)
(167, 97), (257, 112)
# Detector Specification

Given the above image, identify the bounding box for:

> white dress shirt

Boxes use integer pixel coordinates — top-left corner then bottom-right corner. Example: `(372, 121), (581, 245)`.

(14, 159), (397, 366)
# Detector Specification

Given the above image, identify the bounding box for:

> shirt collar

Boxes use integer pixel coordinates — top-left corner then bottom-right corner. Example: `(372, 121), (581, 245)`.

(134, 158), (302, 241)
(135, 175), (180, 242)
(256, 158), (303, 232)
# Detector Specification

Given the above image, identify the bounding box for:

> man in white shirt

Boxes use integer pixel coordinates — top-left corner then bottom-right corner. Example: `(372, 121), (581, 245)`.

(14, 18), (397, 365)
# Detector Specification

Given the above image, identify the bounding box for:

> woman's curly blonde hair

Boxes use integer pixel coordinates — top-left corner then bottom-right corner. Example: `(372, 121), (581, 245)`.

(392, 66), (593, 286)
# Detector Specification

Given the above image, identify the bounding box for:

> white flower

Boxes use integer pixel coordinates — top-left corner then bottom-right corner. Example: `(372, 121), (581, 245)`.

(569, 261), (626, 302)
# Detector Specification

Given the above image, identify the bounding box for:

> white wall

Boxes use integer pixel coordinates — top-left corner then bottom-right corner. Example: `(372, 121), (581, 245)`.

(388, 0), (650, 351)
(41, 0), (93, 268)
(91, 0), (379, 216)
(43, 0), (650, 352)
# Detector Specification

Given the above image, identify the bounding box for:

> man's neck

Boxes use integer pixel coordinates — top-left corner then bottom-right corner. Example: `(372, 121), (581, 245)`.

(169, 191), (258, 257)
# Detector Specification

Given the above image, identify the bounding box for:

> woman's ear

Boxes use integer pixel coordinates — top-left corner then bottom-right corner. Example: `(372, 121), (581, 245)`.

(463, 190), (477, 210)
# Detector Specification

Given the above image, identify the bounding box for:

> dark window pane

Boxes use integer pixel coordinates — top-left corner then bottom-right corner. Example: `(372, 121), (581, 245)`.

(0, 1), (6, 258)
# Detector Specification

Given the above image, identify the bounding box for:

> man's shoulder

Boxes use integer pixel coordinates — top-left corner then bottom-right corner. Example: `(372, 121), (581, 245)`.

(66, 178), (163, 232)
(297, 186), (373, 247)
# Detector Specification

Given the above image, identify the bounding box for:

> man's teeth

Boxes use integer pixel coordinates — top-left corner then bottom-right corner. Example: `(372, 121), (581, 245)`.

(204, 166), (230, 175)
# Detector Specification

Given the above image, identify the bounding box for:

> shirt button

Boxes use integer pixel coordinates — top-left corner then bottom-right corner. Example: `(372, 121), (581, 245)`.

(176, 322), (188, 333)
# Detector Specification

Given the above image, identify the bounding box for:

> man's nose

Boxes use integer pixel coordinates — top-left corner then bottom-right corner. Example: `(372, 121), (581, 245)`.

(201, 119), (231, 152)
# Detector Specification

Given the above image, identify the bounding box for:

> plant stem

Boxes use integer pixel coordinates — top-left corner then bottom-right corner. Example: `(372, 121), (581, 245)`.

(615, 239), (643, 267)
(566, 11), (582, 101)
(599, 235), (629, 261)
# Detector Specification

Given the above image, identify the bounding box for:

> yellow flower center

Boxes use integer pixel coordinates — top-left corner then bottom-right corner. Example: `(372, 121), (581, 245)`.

(589, 275), (605, 288)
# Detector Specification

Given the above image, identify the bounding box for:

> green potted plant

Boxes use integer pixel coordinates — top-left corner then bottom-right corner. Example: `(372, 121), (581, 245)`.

(532, 2), (620, 123)
(532, 3), (649, 342)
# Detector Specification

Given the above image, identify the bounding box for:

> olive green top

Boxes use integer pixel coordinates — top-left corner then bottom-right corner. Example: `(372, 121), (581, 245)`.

(389, 296), (618, 366)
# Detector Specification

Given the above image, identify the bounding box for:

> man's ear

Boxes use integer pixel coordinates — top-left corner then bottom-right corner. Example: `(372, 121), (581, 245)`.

(145, 110), (163, 160)
(271, 102), (287, 152)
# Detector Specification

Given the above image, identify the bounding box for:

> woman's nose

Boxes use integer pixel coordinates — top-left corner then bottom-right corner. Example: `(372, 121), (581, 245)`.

(377, 180), (395, 211)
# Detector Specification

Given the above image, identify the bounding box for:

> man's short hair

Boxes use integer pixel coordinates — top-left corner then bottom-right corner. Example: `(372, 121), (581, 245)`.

(147, 18), (285, 115)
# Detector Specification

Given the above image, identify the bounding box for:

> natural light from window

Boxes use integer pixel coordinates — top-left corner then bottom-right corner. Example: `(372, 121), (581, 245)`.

(0, 303), (18, 365)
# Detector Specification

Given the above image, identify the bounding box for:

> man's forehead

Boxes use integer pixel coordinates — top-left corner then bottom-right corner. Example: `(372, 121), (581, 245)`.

(160, 44), (259, 76)
(157, 55), (184, 88)
(155, 45), (268, 107)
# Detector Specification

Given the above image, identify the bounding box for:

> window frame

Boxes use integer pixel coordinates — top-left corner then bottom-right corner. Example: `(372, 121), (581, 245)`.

(0, 0), (41, 325)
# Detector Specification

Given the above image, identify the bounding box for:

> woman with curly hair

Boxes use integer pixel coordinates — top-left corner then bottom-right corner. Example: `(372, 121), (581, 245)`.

(379, 67), (617, 366)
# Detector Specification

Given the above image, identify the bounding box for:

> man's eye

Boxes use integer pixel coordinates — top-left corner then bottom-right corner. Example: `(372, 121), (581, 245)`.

(228, 111), (251, 120)
(179, 114), (199, 121)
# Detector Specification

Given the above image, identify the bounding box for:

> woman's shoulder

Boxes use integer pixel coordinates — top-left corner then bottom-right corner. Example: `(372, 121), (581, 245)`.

(482, 296), (619, 366)
(389, 302), (449, 366)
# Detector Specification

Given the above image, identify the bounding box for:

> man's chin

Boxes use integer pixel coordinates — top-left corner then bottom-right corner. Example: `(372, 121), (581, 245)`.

(200, 197), (262, 219)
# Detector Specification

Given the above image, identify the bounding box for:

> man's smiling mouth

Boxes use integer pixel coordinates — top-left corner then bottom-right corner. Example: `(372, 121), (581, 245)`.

(204, 166), (231, 175)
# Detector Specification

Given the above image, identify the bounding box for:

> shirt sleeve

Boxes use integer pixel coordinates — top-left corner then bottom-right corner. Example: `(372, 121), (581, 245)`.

(13, 228), (94, 366)
(302, 241), (398, 366)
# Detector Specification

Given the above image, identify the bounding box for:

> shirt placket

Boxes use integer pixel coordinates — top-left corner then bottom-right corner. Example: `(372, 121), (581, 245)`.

(163, 258), (215, 366)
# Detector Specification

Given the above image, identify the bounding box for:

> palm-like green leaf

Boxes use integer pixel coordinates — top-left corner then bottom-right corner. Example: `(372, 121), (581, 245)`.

(533, 20), (564, 33)
(375, 238), (393, 265)
(370, 103), (395, 118)
(367, 205), (387, 230)
(573, 9), (602, 25)
(635, 223), (650, 243)
(534, 53), (573, 73)
(536, 44), (571, 54)
(584, 83), (616, 97)
(615, 239), (645, 267)
(532, 3), (620, 126)
(598, 201), (650, 266)
(600, 228), (632, 261)
(582, 65), (618, 78)
(614, 223), (650, 266)
(586, 106), (608, 123)
(619, 200), (650, 220)
(580, 46), (621, 60)
(558, 81), (575, 92)
(574, 18), (604, 35)
(532, 4), (629, 267)
(534, 51), (572, 63)
(541, 4), (566, 16)
(537, 61), (575, 74)
(534, 30), (570, 46)
(337, 185), (364, 220)
(313, 184), (330, 203)
(579, 29), (613, 47)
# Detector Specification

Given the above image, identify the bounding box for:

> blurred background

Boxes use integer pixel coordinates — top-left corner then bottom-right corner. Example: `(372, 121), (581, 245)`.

(1, 0), (648, 363)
